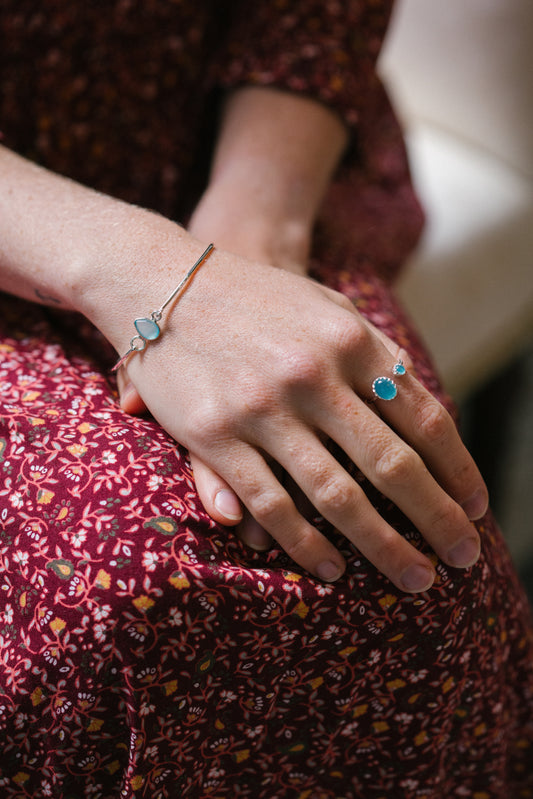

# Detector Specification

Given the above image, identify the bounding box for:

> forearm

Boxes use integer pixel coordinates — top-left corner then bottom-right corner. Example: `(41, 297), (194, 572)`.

(0, 145), (205, 349)
(189, 87), (348, 271)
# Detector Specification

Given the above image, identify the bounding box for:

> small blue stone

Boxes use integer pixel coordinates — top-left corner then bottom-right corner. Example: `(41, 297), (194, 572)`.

(373, 376), (397, 401)
(393, 362), (406, 376)
(134, 317), (161, 341)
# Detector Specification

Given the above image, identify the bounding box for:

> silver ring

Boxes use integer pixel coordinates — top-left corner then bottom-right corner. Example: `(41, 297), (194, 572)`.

(372, 360), (406, 401)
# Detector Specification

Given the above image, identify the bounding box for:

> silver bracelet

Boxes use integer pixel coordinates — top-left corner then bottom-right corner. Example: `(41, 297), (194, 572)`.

(111, 243), (214, 372)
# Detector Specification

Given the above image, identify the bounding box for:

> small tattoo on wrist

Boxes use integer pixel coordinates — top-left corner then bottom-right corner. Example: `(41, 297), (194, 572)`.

(35, 288), (62, 305)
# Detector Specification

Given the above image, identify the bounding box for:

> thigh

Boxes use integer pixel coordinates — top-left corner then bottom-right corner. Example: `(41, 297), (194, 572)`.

(1, 298), (533, 799)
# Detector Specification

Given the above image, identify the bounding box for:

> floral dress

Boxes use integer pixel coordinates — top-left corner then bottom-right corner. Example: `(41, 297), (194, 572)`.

(1, 2), (532, 797)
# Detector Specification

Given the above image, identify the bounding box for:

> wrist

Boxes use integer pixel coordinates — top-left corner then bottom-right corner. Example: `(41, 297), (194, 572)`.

(188, 181), (311, 276)
(73, 207), (209, 352)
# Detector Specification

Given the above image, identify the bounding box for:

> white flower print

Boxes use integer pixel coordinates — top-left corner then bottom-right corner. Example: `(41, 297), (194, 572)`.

(9, 492), (24, 509)
(142, 550), (159, 571)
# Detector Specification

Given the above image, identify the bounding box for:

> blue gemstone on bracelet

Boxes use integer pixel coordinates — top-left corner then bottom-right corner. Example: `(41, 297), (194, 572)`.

(372, 376), (397, 400)
(134, 317), (161, 341)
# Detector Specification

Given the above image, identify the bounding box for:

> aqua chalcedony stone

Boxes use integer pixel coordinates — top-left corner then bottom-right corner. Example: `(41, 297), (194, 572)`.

(134, 317), (161, 341)
(393, 362), (406, 376)
(372, 376), (397, 401)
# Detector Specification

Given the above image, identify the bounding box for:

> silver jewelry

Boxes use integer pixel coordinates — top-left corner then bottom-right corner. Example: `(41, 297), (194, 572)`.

(111, 243), (214, 372)
(372, 359), (406, 401)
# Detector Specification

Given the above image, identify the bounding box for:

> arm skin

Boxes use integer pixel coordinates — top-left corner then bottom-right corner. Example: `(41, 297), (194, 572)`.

(0, 88), (488, 592)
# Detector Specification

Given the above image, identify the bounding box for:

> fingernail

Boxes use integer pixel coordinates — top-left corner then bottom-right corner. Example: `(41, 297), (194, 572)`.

(461, 488), (488, 520)
(241, 518), (271, 551)
(316, 560), (343, 583)
(214, 489), (242, 522)
(447, 536), (481, 568)
(400, 564), (434, 593)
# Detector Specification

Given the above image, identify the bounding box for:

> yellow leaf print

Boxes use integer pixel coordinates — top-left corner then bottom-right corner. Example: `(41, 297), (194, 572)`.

(132, 595), (155, 612)
(442, 676), (455, 694)
(50, 617), (66, 635)
(31, 687), (43, 707)
(37, 489), (54, 504)
(13, 772), (30, 786)
(373, 721), (389, 733)
(168, 571), (190, 590)
(379, 594), (397, 609)
(21, 390), (40, 402)
(283, 571), (301, 582)
(130, 775), (144, 790)
(67, 443), (87, 457)
(293, 601), (309, 619)
(87, 719), (104, 732)
(386, 678), (406, 691)
(164, 680), (178, 696)
(339, 646), (357, 657)
(234, 749), (250, 764)
(95, 569), (111, 589)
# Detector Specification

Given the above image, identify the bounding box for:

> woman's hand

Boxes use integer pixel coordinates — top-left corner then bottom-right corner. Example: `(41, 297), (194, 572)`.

(112, 235), (487, 594)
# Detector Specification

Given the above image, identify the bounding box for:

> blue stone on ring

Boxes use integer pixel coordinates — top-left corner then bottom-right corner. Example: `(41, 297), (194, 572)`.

(372, 376), (397, 401)
(393, 361), (406, 376)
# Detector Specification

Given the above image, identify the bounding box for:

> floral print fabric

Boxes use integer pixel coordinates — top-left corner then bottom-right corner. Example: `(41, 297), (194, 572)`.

(1, 1), (533, 797)
(1, 289), (532, 799)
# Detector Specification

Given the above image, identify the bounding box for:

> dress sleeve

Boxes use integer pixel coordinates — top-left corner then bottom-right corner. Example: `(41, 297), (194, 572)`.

(215, 0), (395, 130)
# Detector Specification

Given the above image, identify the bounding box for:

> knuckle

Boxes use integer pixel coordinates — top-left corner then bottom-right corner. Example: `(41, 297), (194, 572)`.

(375, 446), (420, 486)
(282, 528), (317, 563)
(278, 348), (324, 391)
(315, 478), (355, 514)
(428, 497), (465, 531)
(249, 489), (292, 528)
(333, 317), (370, 358)
(416, 401), (452, 445)
(331, 290), (355, 313)
(187, 406), (229, 446)
(372, 527), (401, 562)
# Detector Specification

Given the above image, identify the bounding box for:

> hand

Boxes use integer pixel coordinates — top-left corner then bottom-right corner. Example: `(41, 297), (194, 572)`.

(116, 304), (426, 554)
(113, 233), (487, 594)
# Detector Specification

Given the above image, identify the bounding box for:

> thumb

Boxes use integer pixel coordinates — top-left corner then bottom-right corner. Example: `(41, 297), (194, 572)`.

(116, 371), (149, 415)
(189, 452), (243, 526)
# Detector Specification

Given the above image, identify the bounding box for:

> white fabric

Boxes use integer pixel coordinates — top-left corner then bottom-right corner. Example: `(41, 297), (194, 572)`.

(378, 0), (533, 397)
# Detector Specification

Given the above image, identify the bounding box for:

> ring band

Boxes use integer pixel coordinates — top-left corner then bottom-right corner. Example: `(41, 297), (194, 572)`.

(372, 360), (406, 401)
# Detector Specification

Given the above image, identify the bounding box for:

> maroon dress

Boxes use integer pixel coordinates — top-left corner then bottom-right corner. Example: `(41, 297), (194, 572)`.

(0, 2), (532, 797)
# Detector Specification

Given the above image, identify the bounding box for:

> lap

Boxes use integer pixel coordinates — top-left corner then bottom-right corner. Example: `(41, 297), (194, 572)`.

(1, 296), (532, 798)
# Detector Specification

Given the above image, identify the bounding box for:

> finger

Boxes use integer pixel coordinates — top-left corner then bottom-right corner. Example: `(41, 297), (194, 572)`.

(116, 373), (149, 415)
(365, 365), (489, 521)
(239, 470), (311, 552)
(189, 452), (243, 526)
(315, 389), (481, 571)
(326, 317), (488, 521)
(238, 510), (273, 551)
(250, 422), (436, 592)
(213, 444), (347, 583)
(237, 463), (286, 551)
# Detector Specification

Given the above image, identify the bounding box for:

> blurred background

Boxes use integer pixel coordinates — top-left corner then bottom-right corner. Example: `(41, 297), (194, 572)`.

(378, 0), (533, 600)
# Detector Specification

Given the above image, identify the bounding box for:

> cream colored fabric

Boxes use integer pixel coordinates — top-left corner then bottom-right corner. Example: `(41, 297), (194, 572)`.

(379, 0), (533, 397)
